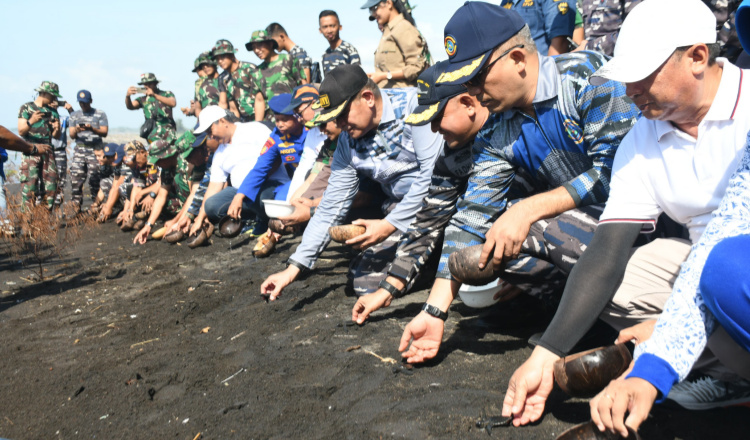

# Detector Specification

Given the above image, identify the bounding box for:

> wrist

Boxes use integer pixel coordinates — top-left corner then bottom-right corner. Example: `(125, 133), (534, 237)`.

(421, 303), (448, 321)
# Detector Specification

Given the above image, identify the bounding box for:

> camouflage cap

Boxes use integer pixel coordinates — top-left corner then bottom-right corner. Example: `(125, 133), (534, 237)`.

(245, 30), (279, 51)
(192, 51), (216, 72)
(212, 39), (237, 57)
(124, 139), (147, 156)
(148, 140), (177, 164)
(34, 81), (62, 98)
(138, 73), (160, 85)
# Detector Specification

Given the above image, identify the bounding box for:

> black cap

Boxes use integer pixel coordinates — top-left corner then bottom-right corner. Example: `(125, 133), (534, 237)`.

(405, 61), (467, 126)
(437, 1), (526, 86)
(312, 65), (369, 124)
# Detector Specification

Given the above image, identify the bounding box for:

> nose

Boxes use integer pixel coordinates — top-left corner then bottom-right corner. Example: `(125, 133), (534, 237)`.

(430, 117), (441, 134)
(625, 81), (642, 100)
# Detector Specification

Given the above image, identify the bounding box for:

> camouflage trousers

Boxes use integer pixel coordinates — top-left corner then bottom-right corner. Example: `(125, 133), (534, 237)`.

(34, 148), (67, 206)
(163, 191), (183, 217)
(500, 203), (604, 303)
(20, 149), (57, 209)
(146, 124), (176, 145)
(70, 145), (101, 206)
(99, 169), (132, 203)
(118, 180), (145, 205)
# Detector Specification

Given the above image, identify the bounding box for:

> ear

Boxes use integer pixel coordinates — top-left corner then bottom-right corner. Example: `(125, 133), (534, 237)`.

(458, 94), (476, 117)
(687, 43), (710, 76)
(361, 90), (376, 108)
(509, 48), (528, 74)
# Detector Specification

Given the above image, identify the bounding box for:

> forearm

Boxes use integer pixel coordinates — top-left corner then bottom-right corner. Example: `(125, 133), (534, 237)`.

(154, 94), (176, 107)
(254, 94), (265, 121)
(547, 36), (569, 55)
(125, 96), (137, 110)
(91, 126), (108, 137)
(146, 188), (169, 225)
(511, 186), (576, 224)
(1, 125), (34, 153)
(425, 278), (461, 312)
(104, 176), (125, 209)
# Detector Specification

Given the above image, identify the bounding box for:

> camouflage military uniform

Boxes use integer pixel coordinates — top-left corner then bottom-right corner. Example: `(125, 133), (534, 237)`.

(322, 40), (362, 74)
(196, 76), (225, 109)
(99, 160), (133, 202)
(226, 62), (266, 121)
(258, 53), (306, 100)
(18, 101), (58, 208)
(580, 0), (643, 56)
(151, 136), (204, 216)
(135, 90), (176, 144)
(69, 106), (108, 206)
(289, 45), (313, 74)
(702, 0), (743, 63)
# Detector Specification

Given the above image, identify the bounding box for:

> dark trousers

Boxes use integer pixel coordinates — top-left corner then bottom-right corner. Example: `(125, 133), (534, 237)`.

(204, 181), (279, 225)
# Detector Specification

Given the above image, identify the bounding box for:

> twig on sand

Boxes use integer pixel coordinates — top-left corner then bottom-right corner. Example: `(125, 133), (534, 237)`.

(201, 279), (221, 283)
(230, 330), (246, 341)
(363, 349), (397, 364)
(130, 338), (159, 349)
(192, 433), (202, 440)
(5, 416), (13, 425)
(221, 368), (246, 383)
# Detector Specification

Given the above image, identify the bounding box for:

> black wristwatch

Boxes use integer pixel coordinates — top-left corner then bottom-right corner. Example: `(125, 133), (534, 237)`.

(149, 191), (157, 198)
(379, 279), (404, 298)
(421, 303), (448, 321)
(145, 221), (154, 228)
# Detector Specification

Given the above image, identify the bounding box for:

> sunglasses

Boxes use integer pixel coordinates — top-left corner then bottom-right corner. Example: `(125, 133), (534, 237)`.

(465, 44), (524, 89)
(294, 101), (313, 118)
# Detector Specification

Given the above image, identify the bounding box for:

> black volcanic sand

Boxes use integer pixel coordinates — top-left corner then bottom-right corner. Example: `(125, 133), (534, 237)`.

(0, 220), (748, 440)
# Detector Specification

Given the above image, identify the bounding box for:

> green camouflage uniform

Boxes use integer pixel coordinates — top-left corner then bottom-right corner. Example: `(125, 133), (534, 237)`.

(149, 136), (204, 216)
(227, 61), (266, 121)
(136, 90), (176, 144)
(258, 53), (306, 101)
(18, 101), (58, 208)
(196, 76), (225, 109)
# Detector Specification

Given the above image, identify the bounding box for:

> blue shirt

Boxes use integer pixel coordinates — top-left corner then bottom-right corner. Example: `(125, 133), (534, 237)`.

(501, 0), (576, 55)
(237, 127), (308, 202)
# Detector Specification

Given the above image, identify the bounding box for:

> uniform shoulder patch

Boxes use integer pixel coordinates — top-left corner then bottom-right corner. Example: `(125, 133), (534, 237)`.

(558, 2), (569, 14)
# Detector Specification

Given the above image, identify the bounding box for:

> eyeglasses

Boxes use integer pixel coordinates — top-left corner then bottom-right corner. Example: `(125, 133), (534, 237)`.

(369, 1), (384, 14)
(465, 44), (524, 89)
(294, 101), (313, 118)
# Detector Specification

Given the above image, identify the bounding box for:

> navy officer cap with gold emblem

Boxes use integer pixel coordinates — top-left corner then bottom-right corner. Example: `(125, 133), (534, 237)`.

(437, 1), (525, 86)
(405, 61), (467, 126)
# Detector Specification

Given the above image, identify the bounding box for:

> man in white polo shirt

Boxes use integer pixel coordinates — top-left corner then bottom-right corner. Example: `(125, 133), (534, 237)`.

(188, 105), (284, 228)
(501, 0), (750, 429)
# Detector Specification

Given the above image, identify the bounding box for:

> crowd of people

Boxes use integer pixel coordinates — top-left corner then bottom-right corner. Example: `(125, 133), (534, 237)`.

(3, 0), (750, 436)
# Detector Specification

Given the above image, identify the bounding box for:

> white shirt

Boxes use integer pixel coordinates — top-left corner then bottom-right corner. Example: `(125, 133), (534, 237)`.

(286, 126), (327, 201)
(210, 122), (280, 186)
(600, 60), (750, 243)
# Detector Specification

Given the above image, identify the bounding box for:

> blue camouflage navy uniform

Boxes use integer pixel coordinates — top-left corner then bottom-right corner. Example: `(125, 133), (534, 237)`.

(580, 0), (643, 56)
(501, 0), (577, 55)
(287, 87), (443, 295)
(438, 51), (641, 300)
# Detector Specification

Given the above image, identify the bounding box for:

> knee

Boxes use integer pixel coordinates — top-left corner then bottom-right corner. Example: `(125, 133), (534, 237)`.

(204, 195), (222, 221)
(701, 236), (750, 304)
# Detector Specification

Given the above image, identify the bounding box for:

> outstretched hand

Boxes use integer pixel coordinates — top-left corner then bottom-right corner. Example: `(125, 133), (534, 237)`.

(398, 312), (444, 364)
(345, 218), (396, 250)
(501, 346), (559, 426)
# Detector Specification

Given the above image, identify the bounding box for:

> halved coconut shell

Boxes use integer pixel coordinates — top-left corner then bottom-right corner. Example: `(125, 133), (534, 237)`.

(186, 229), (207, 248)
(151, 227), (167, 240)
(269, 218), (301, 235)
(556, 421), (640, 440)
(329, 224), (366, 243)
(252, 233), (277, 258)
(448, 244), (505, 286)
(219, 216), (242, 238)
(165, 230), (185, 244)
(554, 344), (632, 398)
(134, 211), (149, 220)
(120, 218), (136, 232)
(133, 219), (146, 231)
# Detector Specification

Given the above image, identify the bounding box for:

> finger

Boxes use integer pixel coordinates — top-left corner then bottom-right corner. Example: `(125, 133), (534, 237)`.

(478, 239), (495, 269)
(611, 393), (631, 437)
(624, 399), (650, 437)
(597, 390), (616, 433)
(398, 329), (413, 353)
(590, 394), (605, 431)
(357, 302), (376, 324)
(344, 232), (369, 246)
(511, 239), (523, 262)
(511, 380), (528, 418)
(352, 300), (364, 322)
(493, 241), (506, 268)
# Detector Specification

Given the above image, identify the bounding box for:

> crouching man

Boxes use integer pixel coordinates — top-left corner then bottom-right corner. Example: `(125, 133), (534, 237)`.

(260, 64), (442, 300)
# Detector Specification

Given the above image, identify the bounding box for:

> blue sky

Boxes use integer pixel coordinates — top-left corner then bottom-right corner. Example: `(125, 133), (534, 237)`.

(0, 0), (476, 131)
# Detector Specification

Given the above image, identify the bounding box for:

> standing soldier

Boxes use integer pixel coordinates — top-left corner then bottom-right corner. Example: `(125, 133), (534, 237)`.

(69, 90), (109, 212)
(266, 22), (313, 84)
(247, 30), (307, 104)
(194, 51), (228, 116)
(42, 98), (74, 207)
(211, 39), (266, 122)
(125, 73), (177, 144)
(319, 10), (362, 75)
(17, 81), (61, 210)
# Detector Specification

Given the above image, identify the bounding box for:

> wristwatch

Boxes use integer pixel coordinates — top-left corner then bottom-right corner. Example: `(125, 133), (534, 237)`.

(145, 221), (154, 228)
(421, 303), (448, 321)
(149, 191), (157, 198)
(386, 71), (393, 81)
(379, 279), (404, 298)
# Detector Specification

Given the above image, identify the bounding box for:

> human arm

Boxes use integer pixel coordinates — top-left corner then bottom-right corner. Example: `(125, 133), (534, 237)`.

(583, 0), (644, 56)
(134, 187), (169, 244)
(125, 87), (141, 110)
(390, 23), (427, 83)
(286, 132), (325, 201)
(547, 36), (570, 55)
(2, 124), (41, 154)
(543, 0), (576, 55)
(218, 91), (228, 110)
(189, 181), (224, 235)
(254, 92), (265, 121)
(99, 175), (125, 222)
(146, 89), (176, 107)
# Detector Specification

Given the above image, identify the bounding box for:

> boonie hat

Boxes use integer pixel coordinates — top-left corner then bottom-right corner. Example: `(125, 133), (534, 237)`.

(405, 61), (467, 126)
(269, 94), (295, 116)
(436, 2), (526, 86)
(76, 90), (92, 103)
(192, 51), (215, 73)
(589, 0), (716, 86)
(193, 105), (233, 134)
(148, 140), (177, 165)
(212, 39), (237, 57)
(245, 30), (278, 51)
(281, 85), (319, 114)
(312, 64), (369, 124)
(738, 0), (750, 53)
(35, 81), (62, 98)
(124, 139), (147, 156)
(138, 73), (160, 85)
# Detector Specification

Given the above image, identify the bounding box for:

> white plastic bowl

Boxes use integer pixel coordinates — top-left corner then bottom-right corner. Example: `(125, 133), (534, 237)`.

(263, 200), (295, 218)
(458, 279), (502, 308)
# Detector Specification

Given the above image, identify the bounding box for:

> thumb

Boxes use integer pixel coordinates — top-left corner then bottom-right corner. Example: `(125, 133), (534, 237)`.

(398, 327), (413, 352)
(357, 302), (376, 325)
(511, 380), (528, 416)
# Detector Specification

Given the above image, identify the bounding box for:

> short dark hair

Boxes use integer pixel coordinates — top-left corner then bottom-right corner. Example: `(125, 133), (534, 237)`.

(673, 43), (721, 65)
(319, 10), (339, 21)
(266, 23), (287, 37)
(358, 79), (382, 101)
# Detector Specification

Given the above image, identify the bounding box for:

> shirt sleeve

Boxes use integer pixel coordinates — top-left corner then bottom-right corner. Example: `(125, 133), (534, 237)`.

(543, 0), (576, 40)
(437, 139), (517, 279)
(387, 151), (469, 286)
(392, 22), (427, 82)
(348, 44), (361, 65)
(237, 136), (281, 202)
(288, 138), (360, 269)
(384, 122), (442, 232)
(287, 130), (325, 201)
(584, 0), (644, 56)
(97, 110), (109, 128)
(562, 74), (639, 207)
(629, 137), (750, 401)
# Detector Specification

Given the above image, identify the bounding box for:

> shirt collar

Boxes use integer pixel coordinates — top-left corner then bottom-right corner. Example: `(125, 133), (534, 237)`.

(501, 54), (559, 119)
(379, 91), (396, 127)
(386, 13), (405, 31)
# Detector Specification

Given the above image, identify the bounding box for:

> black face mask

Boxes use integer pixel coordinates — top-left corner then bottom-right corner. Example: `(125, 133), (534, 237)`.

(99, 164), (114, 177)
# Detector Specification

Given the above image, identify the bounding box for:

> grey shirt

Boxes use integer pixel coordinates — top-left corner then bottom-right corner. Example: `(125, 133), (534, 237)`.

(69, 108), (108, 145)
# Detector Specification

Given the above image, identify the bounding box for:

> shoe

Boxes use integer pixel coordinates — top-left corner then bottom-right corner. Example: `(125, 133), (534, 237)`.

(666, 374), (750, 410)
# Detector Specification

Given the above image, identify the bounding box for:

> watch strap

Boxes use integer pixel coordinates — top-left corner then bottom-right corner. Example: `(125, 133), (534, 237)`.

(421, 303), (448, 321)
(379, 279), (404, 298)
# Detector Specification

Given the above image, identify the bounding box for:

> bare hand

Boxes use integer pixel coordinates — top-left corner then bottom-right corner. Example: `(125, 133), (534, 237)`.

(164, 218), (177, 232)
(352, 289), (393, 324)
(279, 198), (313, 226)
(591, 377), (657, 437)
(616, 320), (657, 346)
(64, 102), (74, 112)
(573, 40), (588, 52)
(345, 218), (396, 250)
(98, 205), (113, 223)
(502, 346), (559, 426)
(126, 87), (137, 97)
(479, 203), (532, 269)
(145, 88), (155, 97)
(398, 312), (445, 364)
(176, 216), (192, 233)
(189, 219), (203, 237)
(33, 144), (50, 155)
(259, 265), (300, 301)
(50, 119), (61, 131)
(139, 196), (154, 213)
(133, 226), (151, 245)
(367, 72), (387, 83)
(28, 111), (44, 125)
(227, 193), (245, 220)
